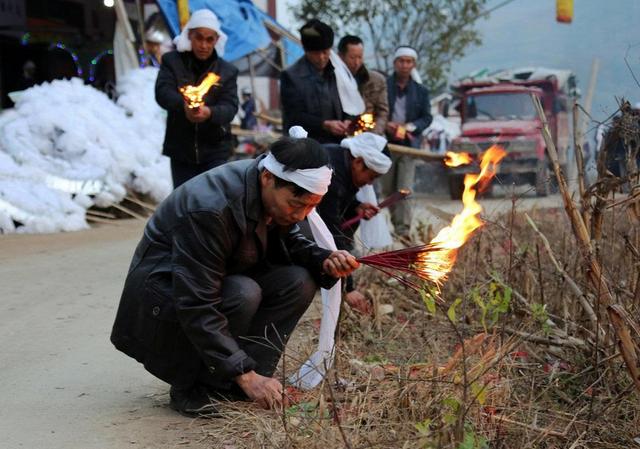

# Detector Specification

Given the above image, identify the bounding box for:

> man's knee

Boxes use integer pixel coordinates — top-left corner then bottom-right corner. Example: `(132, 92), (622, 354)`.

(220, 275), (262, 316)
(283, 266), (317, 311)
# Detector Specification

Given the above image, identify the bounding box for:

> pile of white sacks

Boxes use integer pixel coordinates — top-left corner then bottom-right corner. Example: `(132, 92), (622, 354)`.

(0, 67), (172, 233)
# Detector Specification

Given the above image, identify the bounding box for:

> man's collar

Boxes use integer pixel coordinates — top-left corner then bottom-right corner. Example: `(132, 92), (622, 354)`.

(303, 57), (335, 76)
(355, 65), (369, 84)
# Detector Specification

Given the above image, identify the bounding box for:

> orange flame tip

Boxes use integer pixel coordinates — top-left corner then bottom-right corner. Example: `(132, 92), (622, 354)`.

(179, 72), (220, 109)
(444, 151), (473, 167)
(417, 144), (507, 284)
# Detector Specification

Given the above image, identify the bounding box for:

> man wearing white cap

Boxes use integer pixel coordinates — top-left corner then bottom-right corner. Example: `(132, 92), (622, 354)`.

(384, 46), (432, 237)
(111, 136), (359, 417)
(156, 9), (239, 188)
(316, 132), (392, 311)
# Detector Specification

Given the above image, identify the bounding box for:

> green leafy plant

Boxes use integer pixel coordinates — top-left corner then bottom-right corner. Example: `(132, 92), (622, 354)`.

(531, 302), (551, 336)
(470, 282), (511, 331)
(457, 422), (488, 449)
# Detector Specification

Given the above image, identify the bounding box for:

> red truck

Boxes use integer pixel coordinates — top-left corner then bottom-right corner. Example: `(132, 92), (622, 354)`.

(447, 68), (578, 198)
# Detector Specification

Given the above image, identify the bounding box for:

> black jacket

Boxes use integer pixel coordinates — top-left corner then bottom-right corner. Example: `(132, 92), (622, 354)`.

(387, 74), (433, 148)
(155, 50), (239, 164)
(316, 145), (360, 251)
(280, 57), (343, 144)
(111, 157), (336, 387)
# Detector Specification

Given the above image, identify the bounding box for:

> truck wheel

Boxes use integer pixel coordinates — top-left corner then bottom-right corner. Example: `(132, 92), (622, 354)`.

(535, 160), (549, 197)
(448, 175), (465, 200)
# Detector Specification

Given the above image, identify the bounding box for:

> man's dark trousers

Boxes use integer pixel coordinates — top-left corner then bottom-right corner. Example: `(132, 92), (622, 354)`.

(170, 157), (228, 188)
(192, 265), (317, 391)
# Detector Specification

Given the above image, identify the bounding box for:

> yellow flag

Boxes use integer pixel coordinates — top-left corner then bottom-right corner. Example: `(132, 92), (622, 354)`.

(556, 0), (573, 24)
(177, 0), (190, 30)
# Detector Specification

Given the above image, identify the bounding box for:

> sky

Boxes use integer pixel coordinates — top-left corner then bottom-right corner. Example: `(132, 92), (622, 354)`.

(279, 0), (640, 122)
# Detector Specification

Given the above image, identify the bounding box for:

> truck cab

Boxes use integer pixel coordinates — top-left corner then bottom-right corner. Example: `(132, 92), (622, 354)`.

(448, 68), (576, 198)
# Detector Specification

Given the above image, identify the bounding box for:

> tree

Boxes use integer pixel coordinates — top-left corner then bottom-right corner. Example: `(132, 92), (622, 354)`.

(293, 0), (488, 92)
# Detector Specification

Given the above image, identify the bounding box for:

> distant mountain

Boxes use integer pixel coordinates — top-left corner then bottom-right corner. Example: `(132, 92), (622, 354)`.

(450, 0), (640, 123)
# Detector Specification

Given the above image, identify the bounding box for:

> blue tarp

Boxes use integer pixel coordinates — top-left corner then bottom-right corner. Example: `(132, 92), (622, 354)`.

(155, 0), (302, 66)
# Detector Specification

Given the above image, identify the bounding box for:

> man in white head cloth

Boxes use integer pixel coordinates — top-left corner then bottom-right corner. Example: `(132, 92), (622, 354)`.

(316, 132), (392, 312)
(156, 9), (239, 188)
(111, 137), (359, 417)
(384, 45), (433, 237)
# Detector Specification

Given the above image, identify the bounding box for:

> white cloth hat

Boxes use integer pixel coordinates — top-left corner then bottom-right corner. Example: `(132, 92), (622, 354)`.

(340, 132), (391, 174)
(173, 9), (227, 57)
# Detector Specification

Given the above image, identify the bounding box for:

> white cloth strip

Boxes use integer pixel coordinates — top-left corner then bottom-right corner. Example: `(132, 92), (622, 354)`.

(356, 185), (393, 249)
(329, 51), (365, 116)
(289, 209), (341, 389)
(259, 153), (332, 196)
(393, 46), (418, 61)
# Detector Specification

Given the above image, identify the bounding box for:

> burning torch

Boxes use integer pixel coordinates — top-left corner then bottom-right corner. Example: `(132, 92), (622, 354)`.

(347, 113), (376, 136)
(179, 72), (220, 109)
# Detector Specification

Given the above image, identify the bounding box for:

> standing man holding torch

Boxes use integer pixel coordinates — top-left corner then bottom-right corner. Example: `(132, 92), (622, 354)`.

(337, 35), (389, 136)
(156, 9), (239, 188)
(280, 19), (349, 144)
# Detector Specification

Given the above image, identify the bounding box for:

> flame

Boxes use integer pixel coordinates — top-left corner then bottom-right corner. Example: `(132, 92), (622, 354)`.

(353, 113), (376, 135)
(179, 72), (220, 109)
(444, 151), (473, 167)
(417, 145), (507, 284)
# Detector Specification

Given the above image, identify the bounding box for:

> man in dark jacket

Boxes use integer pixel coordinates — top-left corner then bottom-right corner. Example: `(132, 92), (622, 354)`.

(384, 46), (433, 237)
(316, 133), (391, 312)
(280, 19), (349, 143)
(155, 9), (239, 188)
(111, 136), (358, 417)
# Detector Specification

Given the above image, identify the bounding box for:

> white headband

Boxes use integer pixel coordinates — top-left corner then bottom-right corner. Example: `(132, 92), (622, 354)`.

(258, 126), (333, 195)
(173, 9), (227, 57)
(341, 132), (391, 175)
(394, 46), (418, 61)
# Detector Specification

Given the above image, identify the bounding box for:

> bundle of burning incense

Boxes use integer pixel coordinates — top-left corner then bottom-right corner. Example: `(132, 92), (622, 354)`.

(356, 243), (446, 292)
(179, 72), (220, 108)
(358, 145), (507, 291)
(341, 189), (411, 229)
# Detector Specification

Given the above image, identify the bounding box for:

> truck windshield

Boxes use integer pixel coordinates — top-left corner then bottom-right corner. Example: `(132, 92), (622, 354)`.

(465, 93), (537, 122)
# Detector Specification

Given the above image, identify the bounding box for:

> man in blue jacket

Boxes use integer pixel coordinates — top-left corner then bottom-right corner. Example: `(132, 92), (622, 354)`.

(155, 10), (239, 188)
(385, 46), (433, 237)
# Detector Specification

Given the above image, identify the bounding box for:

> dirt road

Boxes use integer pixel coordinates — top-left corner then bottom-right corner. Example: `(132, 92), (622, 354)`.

(0, 220), (213, 449)
(0, 192), (562, 449)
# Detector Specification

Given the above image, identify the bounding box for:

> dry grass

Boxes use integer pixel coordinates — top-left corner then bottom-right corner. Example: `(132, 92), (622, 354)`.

(196, 204), (639, 449)
(196, 102), (640, 449)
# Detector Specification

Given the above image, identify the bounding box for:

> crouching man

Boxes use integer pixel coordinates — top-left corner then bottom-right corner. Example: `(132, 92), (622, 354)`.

(110, 137), (358, 417)
(316, 132), (392, 313)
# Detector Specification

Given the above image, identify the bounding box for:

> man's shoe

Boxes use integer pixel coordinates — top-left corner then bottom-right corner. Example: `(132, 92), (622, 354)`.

(169, 385), (219, 418)
(201, 383), (249, 402)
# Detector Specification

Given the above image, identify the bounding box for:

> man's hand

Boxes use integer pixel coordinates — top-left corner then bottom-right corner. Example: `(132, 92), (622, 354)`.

(344, 290), (372, 315)
(356, 202), (379, 220)
(184, 103), (212, 123)
(235, 371), (288, 410)
(386, 121), (399, 135)
(323, 250), (359, 278)
(322, 120), (350, 136)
